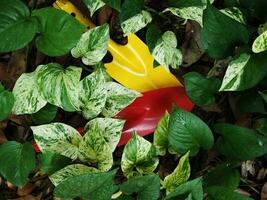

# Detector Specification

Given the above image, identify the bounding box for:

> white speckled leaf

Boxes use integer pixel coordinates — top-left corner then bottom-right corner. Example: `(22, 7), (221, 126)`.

(12, 72), (47, 115)
(79, 68), (108, 119)
(84, 0), (105, 16)
(163, 152), (190, 192)
(153, 112), (170, 156)
(78, 122), (113, 171)
(121, 132), (159, 178)
(152, 31), (183, 70)
(101, 82), (141, 117)
(219, 53), (250, 91)
(35, 63), (82, 112)
(31, 123), (82, 160)
(121, 10), (152, 36)
(85, 118), (125, 152)
(220, 7), (246, 24)
(164, 7), (203, 26)
(253, 30), (267, 53)
(71, 24), (109, 65)
(50, 164), (99, 186)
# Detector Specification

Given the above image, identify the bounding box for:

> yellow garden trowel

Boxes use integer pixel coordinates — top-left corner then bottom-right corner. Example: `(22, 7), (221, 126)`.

(53, 0), (182, 92)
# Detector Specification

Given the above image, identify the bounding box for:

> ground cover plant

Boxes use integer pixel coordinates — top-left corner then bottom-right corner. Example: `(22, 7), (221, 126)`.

(1, 0), (267, 199)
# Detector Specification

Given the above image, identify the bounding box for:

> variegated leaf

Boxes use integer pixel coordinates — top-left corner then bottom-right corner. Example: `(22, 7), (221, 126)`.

(101, 82), (141, 117)
(78, 68), (108, 119)
(84, 118), (125, 152)
(163, 152), (190, 193)
(152, 31), (183, 70)
(12, 71), (47, 115)
(50, 164), (99, 186)
(153, 112), (170, 156)
(78, 123), (113, 171)
(121, 132), (159, 178)
(219, 53), (250, 91)
(252, 30), (267, 53)
(35, 63), (81, 112)
(84, 0), (105, 16)
(121, 10), (152, 36)
(71, 24), (109, 65)
(163, 7), (203, 26)
(31, 123), (82, 160)
(220, 7), (246, 24)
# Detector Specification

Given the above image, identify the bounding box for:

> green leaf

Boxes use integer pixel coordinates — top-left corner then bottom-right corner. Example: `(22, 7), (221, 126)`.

(50, 164), (99, 186)
(36, 63), (82, 112)
(0, 0), (37, 52)
(151, 31), (183, 70)
(78, 68), (108, 119)
(0, 84), (14, 121)
(33, 7), (85, 56)
(84, 118), (125, 152)
(0, 141), (35, 187)
(163, 152), (191, 192)
(184, 72), (221, 106)
(39, 151), (72, 176)
(259, 91), (267, 103)
(121, 133), (159, 178)
(153, 112), (170, 156)
(165, 178), (203, 200)
(252, 30), (267, 53)
(12, 71), (47, 115)
(31, 104), (57, 125)
(120, 174), (160, 200)
(31, 123), (82, 160)
(219, 53), (267, 91)
(103, 0), (121, 11)
(146, 24), (162, 52)
(214, 123), (267, 161)
(204, 164), (240, 190)
(254, 118), (267, 135)
(201, 4), (249, 59)
(119, 0), (144, 23)
(168, 106), (214, 156)
(78, 122), (113, 171)
(54, 169), (117, 200)
(121, 10), (152, 36)
(220, 7), (246, 24)
(206, 186), (253, 200)
(71, 24), (109, 65)
(84, 0), (105, 16)
(102, 82), (141, 117)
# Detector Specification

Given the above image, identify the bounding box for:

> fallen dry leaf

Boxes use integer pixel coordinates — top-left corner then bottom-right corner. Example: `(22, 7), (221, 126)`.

(17, 182), (34, 197)
(262, 182), (267, 200)
(11, 194), (41, 200)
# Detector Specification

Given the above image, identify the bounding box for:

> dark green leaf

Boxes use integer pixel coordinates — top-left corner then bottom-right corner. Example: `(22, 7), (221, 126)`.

(259, 91), (267, 103)
(146, 24), (162, 52)
(201, 4), (249, 59)
(33, 7), (85, 56)
(184, 72), (221, 106)
(214, 123), (267, 161)
(0, 84), (14, 121)
(54, 169), (117, 200)
(237, 91), (265, 114)
(165, 178), (203, 200)
(0, 141), (35, 187)
(254, 118), (267, 135)
(119, 0), (144, 23)
(204, 164), (240, 190)
(31, 104), (57, 125)
(39, 152), (72, 175)
(206, 186), (252, 200)
(168, 106), (214, 156)
(0, 0), (37, 52)
(120, 174), (160, 200)
(103, 0), (121, 11)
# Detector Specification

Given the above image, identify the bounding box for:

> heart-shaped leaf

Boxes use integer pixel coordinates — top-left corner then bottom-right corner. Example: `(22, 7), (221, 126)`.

(0, 83), (14, 121)
(33, 7), (85, 56)
(0, 0), (37, 52)
(168, 106), (214, 156)
(0, 141), (35, 187)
